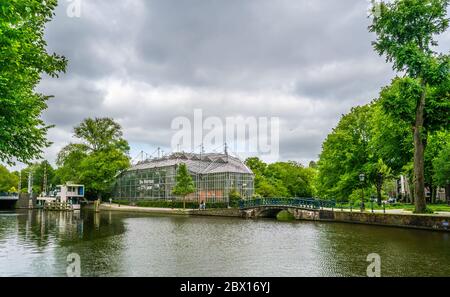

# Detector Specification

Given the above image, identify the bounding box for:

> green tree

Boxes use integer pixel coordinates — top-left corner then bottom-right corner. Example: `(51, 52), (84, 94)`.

(56, 118), (130, 200)
(369, 0), (450, 212)
(77, 149), (130, 200)
(317, 105), (374, 201)
(0, 165), (19, 193)
(55, 144), (88, 183)
(425, 131), (450, 202)
(266, 162), (316, 197)
(433, 141), (450, 188)
(228, 189), (242, 208)
(74, 118), (129, 153)
(368, 103), (413, 204)
(172, 163), (195, 209)
(0, 0), (67, 164)
(245, 157), (316, 198)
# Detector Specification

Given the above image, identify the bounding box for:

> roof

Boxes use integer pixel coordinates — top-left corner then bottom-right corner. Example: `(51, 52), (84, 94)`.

(128, 152), (253, 175)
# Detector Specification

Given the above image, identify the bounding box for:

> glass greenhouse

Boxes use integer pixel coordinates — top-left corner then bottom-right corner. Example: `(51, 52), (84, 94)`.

(112, 152), (254, 204)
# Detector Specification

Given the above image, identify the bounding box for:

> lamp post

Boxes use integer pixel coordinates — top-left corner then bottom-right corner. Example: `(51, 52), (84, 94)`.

(359, 173), (365, 212)
(447, 179), (450, 206)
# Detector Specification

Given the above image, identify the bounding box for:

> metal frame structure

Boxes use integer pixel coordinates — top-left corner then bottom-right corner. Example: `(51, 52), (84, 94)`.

(113, 152), (254, 204)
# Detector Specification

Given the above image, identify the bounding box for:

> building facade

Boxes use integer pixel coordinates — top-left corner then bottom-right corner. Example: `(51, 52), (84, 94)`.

(113, 152), (254, 204)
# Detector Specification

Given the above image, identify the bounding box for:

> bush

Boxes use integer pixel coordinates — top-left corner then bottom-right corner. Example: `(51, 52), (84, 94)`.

(112, 200), (131, 205)
(229, 190), (241, 208)
(113, 199), (229, 209)
(276, 210), (295, 221)
(413, 207), (435, 214)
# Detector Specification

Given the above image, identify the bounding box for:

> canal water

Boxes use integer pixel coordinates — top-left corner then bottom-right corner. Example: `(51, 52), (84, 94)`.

(0, 209), (449, 277)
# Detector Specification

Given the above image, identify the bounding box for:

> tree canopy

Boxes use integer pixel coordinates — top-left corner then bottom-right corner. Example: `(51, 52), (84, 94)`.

(0, 165), (18, 193)
(0, 0), (67, 164)
(369, 0), (450, 212)
(245, 157), (317, 198)
(56, 118), (130, 199)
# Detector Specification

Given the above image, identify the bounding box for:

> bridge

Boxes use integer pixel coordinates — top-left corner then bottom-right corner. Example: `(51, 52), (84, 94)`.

(239, 198), (336, 219)
(0, 194), (19, 209)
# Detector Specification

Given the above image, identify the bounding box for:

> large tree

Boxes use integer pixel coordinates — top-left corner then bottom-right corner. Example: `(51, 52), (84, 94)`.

(433, 140), (450, 191)
(245, 157), (316, 198)
(317, 105), (374, 201)
(17, 160), (56, 194)
(0, 0), (67, 164)
(369, 0), (450, 212)
(56, 118), (130, 200)
(317, 102), (412, 203)
(0, 165), (19, 193)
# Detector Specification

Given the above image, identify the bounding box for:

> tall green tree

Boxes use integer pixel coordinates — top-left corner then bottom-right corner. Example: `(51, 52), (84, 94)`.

(172, 163), (195, 209)
(73, 118), (128, 153)
(56, 118), (130, 200)
(0, 165), (19, 193)
(317, 105), (374, 201)
(369, 0), (450, 212)
(317, 102), (412, 203)
(245, 157), (316, 198)
(433, 140), (450, 188)
(0, 0), (67, 164)
(425, 131), (450, 202)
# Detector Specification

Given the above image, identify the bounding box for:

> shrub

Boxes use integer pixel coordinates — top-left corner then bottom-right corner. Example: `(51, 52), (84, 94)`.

(413, 207), (434, 214)
(276, 210), (295, 221)
(229, 190), (241, 208)
(115, 199), (229, 209)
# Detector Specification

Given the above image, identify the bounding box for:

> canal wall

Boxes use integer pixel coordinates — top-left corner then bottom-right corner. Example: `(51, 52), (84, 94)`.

(98, 203), (241, 217)
(97, 203), (450, 232)
(318, 210), (450, 232)
(15, 194), (36, 209)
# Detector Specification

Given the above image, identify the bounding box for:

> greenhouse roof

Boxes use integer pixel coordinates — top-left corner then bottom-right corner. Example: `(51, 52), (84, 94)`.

(129, 152), (253, 175)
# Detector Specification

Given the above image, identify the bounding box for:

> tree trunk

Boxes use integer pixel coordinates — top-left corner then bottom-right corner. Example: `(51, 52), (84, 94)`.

(376, 175), (383, 206)
(431, 185), (436, 204)
(183, 195), (186, 209)
(413, 87), (427, 213)
(446, 184), (450, 205)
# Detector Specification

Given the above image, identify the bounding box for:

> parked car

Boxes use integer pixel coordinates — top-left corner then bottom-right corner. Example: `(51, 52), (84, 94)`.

(387, 197), (397, 204)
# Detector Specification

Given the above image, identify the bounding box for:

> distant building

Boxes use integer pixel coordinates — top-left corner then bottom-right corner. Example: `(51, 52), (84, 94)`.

(397, 175), (448, 203)
(113, 152), (254, 204)
(37, 182), (85, 210)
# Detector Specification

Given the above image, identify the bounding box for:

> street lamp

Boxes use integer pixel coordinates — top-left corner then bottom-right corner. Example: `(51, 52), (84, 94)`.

(359, 173), (365, 212)
(447, 179), (450, 206)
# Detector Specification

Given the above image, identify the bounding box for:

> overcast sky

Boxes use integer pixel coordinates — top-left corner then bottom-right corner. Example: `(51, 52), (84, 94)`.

(13, 0), (449, 169)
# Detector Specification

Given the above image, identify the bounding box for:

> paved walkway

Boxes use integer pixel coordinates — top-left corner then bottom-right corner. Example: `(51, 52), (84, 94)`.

(100, 203), (192, 214)
(327, 207), (450, 217)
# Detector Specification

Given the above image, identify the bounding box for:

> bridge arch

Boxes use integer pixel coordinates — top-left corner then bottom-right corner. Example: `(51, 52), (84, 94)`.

(239, 198), (335, 220)
(255, 207), (292, 218)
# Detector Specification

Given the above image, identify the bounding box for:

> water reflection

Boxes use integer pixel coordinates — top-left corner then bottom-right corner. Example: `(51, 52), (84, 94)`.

(0, 210), (126, 276)
(0, 210), (450, 276)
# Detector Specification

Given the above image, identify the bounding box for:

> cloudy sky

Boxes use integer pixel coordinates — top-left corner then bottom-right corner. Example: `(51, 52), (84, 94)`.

(19, 0), (448, 168)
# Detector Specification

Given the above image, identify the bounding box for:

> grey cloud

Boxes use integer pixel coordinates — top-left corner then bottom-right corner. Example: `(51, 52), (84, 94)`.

(21, 0), (448, 169)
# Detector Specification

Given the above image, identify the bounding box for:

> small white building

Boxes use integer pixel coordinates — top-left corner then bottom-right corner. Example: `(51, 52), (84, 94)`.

(37, 182), (85, 210)
(56, 183), (85, 209)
